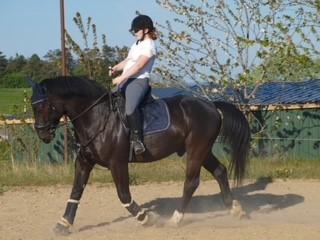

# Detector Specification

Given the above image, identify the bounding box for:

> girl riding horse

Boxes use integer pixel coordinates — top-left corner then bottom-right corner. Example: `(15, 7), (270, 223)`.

(111, 15), (157, 155)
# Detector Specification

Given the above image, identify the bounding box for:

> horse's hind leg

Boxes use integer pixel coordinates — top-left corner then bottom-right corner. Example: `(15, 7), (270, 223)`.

(171, 145), (210, 224)
(202, 153), (233, 208)
(202, 153), (247, 218)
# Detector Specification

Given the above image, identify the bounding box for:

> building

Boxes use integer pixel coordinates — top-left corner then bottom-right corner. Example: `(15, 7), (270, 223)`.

(152, 79), (320, 160)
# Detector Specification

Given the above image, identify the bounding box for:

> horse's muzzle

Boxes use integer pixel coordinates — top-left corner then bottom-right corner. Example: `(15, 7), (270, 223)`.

(41, 132), (55, 143)
(35, 124), (56, 143)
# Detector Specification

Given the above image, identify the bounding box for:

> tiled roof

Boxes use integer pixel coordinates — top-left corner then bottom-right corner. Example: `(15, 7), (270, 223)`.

(152, 79), (320, 105)
(248, 79), (320, 105)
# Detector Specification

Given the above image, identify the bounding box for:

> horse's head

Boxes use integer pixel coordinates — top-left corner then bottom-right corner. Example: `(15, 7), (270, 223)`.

(29, 79), (64, 143)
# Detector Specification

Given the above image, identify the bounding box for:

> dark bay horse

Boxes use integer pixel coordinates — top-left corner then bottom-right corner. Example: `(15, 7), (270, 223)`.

(29, 76), (250, 235)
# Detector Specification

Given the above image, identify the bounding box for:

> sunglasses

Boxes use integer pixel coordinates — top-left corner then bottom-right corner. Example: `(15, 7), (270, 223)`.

(129, 28), (141, 35)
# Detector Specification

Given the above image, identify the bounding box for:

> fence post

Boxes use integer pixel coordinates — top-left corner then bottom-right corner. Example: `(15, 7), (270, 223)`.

(23, 90), (27, 114)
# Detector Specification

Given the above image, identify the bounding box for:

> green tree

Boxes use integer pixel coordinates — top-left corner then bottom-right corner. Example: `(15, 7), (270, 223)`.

(0, 54), (27, 87)
(155, 0), (320, 101)
(0, 72), (27, 88)
(250, 45), (320, 82)
(6, 54), (27, 73)
(0, 51), (8, 75)
(102, 45), (129, 67)
(42, 49), (74, 79)
(22, 54), (43, 82)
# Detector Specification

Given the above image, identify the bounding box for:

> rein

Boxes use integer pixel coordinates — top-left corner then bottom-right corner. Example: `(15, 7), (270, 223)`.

(59, 91), (112, 148)
(68, 91), (109, 123)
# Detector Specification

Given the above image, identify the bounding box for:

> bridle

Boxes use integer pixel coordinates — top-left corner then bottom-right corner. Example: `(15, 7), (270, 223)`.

(32, 91), (110, 132)
(32, 98), (56, 131)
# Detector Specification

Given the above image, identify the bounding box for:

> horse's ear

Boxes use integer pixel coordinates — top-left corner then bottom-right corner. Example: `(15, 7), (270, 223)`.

(28, 79), (48, 103)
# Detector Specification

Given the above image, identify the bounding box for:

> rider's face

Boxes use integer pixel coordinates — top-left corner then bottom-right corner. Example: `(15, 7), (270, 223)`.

(134, 29), (148, 40)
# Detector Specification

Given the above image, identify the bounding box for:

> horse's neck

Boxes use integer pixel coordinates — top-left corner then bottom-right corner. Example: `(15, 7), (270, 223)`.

(65, 94), (110, 120)
(66, 97), (113, 146)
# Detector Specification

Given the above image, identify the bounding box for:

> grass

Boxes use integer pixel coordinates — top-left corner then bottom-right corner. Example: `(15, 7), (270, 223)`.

(248, 157), (320, 180)
(0, 155), (320, 188)
(0, 156), (188, 187)
(0, 88), (31, 115)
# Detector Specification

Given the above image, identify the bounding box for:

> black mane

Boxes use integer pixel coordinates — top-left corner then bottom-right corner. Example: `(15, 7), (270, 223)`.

(41, 76), (106, 99)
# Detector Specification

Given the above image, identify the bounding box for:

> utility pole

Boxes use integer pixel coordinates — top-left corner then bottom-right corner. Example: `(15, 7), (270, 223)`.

(60, 0), (69, 164)
(60, 0), (67, 76)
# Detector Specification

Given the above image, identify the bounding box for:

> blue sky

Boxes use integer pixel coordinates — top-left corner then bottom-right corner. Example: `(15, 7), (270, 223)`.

(0, 0), (171, 58)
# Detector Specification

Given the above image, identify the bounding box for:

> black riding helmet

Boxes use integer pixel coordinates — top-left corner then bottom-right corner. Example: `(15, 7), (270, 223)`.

(130, 15), (155, 33)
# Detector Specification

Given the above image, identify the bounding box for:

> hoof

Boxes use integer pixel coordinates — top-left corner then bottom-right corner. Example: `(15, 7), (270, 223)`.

(143, 211), (159, 226)
(139, 211), (158, 227)
(169, 210), (184, 225)
(230, 200), (248, 219)
(53, 222), (71, 236)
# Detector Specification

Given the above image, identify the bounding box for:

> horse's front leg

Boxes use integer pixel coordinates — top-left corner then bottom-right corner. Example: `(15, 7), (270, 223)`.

(110, 161), (153, 226)
(53, 155), (94, 235)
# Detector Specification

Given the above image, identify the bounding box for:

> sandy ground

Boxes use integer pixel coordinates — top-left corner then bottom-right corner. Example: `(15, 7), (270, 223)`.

(0, 179), (320, 240)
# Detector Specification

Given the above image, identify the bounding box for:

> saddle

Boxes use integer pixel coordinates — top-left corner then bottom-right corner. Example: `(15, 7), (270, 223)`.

(112, 88), (170, 136)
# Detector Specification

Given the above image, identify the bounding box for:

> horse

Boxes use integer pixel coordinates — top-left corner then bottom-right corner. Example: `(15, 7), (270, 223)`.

(29, 76), (250, 235)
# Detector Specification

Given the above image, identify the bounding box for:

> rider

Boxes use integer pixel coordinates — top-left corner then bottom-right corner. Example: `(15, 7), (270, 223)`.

(110, 15), (157, 155)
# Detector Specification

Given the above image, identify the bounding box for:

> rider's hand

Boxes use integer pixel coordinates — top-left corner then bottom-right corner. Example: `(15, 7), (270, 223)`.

(108, 66), (115, 77)
(109, 65), (120, 77)
(112, 76), (124, 85)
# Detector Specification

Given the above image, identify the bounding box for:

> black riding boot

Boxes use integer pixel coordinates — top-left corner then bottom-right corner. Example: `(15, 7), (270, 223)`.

(127, 110), (146, 155)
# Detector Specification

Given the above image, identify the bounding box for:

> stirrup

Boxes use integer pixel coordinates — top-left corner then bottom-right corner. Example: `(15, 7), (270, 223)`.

(132, 140), (146, 155)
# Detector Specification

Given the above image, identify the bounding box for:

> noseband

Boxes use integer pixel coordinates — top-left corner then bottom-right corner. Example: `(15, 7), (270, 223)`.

(32, 98), (58, 132)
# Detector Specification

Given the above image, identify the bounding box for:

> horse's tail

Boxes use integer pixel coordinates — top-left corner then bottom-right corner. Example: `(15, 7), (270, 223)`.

(214, 101), (251, 184)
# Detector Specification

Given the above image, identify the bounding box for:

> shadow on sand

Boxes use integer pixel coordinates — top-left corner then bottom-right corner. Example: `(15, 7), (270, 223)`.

(140, 177), (304, 217)
(78, 177), (304, 232)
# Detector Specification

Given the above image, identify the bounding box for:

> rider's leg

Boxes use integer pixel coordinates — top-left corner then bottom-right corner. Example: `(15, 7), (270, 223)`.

(125, 78), (150, 155)
(127, 109), (145, 154)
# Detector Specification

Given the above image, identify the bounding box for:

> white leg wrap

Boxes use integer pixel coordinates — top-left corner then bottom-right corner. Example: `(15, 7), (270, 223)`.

(170, 210), (184, 224)
(121, 199), (134, 208)
(58, 217), (72, 228)
(137, 210), (149, 225)
(67, 199), (80, 204)
(139, 214), (149, 225)
(135, 209), (146, 219)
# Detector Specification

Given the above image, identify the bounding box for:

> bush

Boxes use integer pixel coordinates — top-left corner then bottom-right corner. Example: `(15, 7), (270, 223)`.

(0, 72), (28, 88)
(0, 140), (10, 164)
